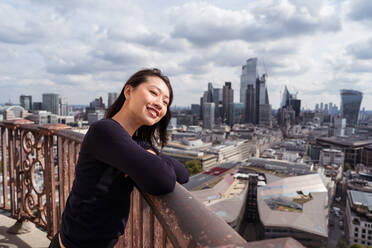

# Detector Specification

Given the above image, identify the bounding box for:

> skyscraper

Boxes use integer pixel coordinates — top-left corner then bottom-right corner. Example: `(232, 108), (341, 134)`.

(20, 95), (32, 111)
(240, 58), (257, 105)
(256, 74), (271, 125)
(59, 97), (68, 116)
(202, 102), (215, 129)
(340, 89), (363, 127)
(222, 82), (234, 124)
(108, 92), (118, 108)
(280, 86), (301, 117)
(42, 93), (60, 115)
(244, 84), (256, 123)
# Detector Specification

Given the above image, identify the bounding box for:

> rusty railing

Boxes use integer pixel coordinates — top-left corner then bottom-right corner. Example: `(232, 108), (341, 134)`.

(0, 119), (249, 247)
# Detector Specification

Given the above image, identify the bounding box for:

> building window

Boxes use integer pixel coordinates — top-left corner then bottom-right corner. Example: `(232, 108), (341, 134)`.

(362, 241), (365, 245)
(355, 239), (358, 243)
(369, 230), (372, 235)
(363, 229), (366, 233)
(369, 242), (371, 246)
(356, 227), (359, 232)
(362, 234), (366, 239)
(368, 236), (371, 240)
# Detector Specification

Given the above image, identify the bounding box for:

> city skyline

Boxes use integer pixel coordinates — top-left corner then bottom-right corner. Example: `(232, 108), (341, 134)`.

(0, 0), (371, 109)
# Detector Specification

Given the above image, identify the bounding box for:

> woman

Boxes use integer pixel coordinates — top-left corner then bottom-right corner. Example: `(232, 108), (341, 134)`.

(49, 68), (189, 248)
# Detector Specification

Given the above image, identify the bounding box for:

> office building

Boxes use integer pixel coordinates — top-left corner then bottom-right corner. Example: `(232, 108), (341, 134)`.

(256, 74), (271, 125)
(108, 92), (118, 108)
(229, 103), (244, 125)
(33, 102), (42, 111)
(42, 93), (60, 115)
(240, 58), (257, 105)
(191, 104), (200, 117)
(341, 89), (363, 127)
(59, 97), (68, 116)
(244, 84), (256, 123)
(346, 190), (372, 247)
(202, 102), (215, 129)
(223, 82), (234, 124)
(20, 95), (32, 111)
(213, 88), (223, 123)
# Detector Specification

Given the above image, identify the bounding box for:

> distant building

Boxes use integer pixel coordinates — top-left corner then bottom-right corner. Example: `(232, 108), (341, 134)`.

(108, 92), (118, 108)
(87, 111), (105, 125)
(361, 145), (372, 167)
(316, 136), (372, 168)
(240, 58), (257, 105)
(59, 97), (68, 116)
(191, 104), (200, 117)
(280, 86), (301, 118)
(256, 74), (272, 125)
(229, 103), (244, 125)
(33, 102), (42, 111)
(42, 93), (60, 115)
(203, 102), (215, 129)
(20, 95), (32, 111)
(1, 105), (28, 120)
(26, 110), (58, 124)
(244, 84), (256, 123)
(329, 115), (346, 136)
(319, 149), (344, 180)
(213, 88), (223, 124)
(222, 82), (234, 124)
(340, 89), (363, 127)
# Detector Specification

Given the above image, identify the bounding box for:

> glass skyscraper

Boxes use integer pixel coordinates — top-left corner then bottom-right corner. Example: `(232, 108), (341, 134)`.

(240, 58), (257, 104)
(340, 89), (363, 127)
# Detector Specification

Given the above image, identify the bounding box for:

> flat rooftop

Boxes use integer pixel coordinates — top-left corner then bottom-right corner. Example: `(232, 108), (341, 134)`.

(257, 174), (329, 237)
(317, 136), (372, 148)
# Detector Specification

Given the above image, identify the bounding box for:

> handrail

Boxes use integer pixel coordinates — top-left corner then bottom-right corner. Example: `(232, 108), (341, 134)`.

(0, 119), (248, 247)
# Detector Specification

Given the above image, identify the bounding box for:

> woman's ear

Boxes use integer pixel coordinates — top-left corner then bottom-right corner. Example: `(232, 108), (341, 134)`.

(124, 85), (132, 99)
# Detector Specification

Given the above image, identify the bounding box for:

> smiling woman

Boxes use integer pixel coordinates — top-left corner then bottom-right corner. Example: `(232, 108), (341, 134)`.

(48, 68), (189, 248)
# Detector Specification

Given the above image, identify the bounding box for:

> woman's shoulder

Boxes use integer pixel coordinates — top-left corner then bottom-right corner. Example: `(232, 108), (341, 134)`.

(87, 118), (130, 138)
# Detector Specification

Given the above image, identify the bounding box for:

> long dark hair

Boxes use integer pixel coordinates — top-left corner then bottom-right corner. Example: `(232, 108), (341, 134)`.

(105, 68), (173, 148)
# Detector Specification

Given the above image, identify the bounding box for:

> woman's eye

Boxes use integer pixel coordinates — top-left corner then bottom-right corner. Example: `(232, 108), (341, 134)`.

(150, 90), (157, 96)
(163, 101), (168, 106)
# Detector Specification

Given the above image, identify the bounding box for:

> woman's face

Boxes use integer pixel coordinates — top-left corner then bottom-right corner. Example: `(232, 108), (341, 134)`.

(125, 76), (170, 127)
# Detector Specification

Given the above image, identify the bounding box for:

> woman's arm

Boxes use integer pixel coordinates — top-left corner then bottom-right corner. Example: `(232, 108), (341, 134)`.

(144, 145), (189, 184)
(85, 120), (177, 195)
(158, 153), (189, 184)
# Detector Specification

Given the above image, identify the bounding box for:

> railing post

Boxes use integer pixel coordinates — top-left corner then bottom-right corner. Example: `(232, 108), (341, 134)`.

(1, 124), (9, 210)
(2, 119), (36, 234)
(38, 124), (71, 238)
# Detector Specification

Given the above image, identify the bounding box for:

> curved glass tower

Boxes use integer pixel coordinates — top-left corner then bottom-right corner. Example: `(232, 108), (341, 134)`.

(340, 89), (363, 126)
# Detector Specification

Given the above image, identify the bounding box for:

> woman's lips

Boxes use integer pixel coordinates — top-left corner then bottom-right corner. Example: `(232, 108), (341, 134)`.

(147, 106), (159, 118)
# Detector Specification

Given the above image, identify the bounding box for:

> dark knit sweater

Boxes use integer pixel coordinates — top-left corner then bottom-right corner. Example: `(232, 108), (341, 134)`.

(60, 118), (189, 248)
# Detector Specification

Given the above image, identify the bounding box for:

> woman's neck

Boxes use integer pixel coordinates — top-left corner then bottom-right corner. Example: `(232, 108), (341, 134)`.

(112, 108), (140, 136)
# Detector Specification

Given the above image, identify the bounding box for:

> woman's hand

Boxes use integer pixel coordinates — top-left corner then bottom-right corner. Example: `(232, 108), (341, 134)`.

(147, 149), (157, 155)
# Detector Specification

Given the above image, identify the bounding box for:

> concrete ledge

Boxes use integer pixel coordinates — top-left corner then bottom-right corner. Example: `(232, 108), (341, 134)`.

(0, 212), (50, 248)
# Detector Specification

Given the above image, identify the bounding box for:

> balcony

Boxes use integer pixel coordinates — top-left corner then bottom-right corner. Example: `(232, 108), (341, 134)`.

(0, 119), (304, 247)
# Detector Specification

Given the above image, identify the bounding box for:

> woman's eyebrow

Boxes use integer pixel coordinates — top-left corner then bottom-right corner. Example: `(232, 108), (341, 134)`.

(150, 86), (169, 99)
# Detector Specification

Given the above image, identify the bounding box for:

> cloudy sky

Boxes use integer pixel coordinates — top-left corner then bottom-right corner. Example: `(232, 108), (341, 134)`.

(0, 0), (371, 109)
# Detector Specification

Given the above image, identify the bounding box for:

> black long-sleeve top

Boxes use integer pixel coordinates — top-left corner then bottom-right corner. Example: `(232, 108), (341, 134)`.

(60, 118), (189, 248)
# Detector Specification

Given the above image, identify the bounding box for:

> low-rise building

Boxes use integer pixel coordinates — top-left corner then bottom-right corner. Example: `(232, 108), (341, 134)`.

(257, 174), (331, 248)
(247, 157), (314, 176)
(346, 190), (372, 247)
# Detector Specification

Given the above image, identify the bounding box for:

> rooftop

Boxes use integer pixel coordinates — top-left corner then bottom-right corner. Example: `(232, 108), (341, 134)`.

(257, 174), (329, 237)
(317, 135), (372, 148)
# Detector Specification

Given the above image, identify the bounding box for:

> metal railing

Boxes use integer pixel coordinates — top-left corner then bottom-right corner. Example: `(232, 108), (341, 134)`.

(0, 119), (248, 247)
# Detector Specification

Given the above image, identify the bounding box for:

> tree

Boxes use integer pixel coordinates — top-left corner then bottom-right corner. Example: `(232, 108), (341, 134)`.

(184, 160), (202, 176)
(337, 238), (347, 248)
(344, 162), (352, 172)
(349, 244), (363, 248)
